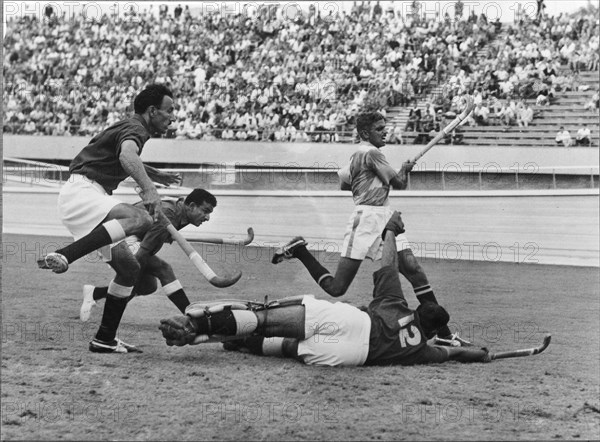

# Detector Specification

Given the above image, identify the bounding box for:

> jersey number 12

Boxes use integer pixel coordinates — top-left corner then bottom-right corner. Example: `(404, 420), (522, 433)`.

(398, 314), (421, 348)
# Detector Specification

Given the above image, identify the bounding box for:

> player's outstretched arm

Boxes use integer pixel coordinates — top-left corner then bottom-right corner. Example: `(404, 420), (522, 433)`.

(390, 160), (416, 190)
(143, 164), (182, 186)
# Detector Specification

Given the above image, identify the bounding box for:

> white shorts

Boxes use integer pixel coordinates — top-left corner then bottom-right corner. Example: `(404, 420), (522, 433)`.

(297, 295), (371, 367)
(58, 174), (123, 240)
(341, 205), (410, 260)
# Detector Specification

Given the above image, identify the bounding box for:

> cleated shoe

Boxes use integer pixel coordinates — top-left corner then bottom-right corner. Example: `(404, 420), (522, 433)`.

(271, 237), (307, 264)
(80, 285), (97, 322)
(37, 253), (68, 274)
(89, 338), (143, 354)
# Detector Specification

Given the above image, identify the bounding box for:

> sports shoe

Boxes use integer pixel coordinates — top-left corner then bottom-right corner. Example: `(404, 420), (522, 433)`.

(271, 237), (307, 264)
(80, 285), (97, 322)
(37, 252), (68, 273)
(433, 333), (473, 347)
(89, 338), (143, 353)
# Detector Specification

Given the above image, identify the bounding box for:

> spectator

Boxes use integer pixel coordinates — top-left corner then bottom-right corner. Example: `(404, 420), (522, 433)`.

(235, 126), (248, 141)
(473, 103), (490, 126)
(585, 89), (599, 112)
(555, 126), (573, 147)
(387, 124), (404, 145)
(247, 126), (260, 141)
(575, 124), (591, 146)
(405, 103), (422, 132)
(221, 127), (235, 140)
(497, 101), (516, 130)
(516, 103), (534, 130)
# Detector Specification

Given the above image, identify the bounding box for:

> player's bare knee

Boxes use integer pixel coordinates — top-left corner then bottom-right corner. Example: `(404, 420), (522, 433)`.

(116, 259), (142, 286)
(135, 275), (158, 296)
(155, 263), (175, 281)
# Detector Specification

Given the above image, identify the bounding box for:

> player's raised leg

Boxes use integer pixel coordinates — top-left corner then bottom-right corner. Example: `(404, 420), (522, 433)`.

(397, 248), (471, 346)
(272, 237), (362, 298)
(39, 202), (153, 273)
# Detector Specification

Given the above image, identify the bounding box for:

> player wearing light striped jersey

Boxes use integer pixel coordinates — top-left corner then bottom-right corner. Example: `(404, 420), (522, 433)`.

(80, 188), (217, 353)
(272, 112), (469, 346)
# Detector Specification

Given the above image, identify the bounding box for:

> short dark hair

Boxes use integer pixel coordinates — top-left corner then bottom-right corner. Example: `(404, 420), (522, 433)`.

(184, 188), (217, 207)
(356, 112), (385, 134)
(416, 302), (450, 339)
(134, 84), (173, 114)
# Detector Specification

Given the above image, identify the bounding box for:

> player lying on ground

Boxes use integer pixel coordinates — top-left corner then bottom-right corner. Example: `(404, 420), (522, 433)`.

(159, 217), (518, 366)
(271, 112), (467, 347)
(85, 189), (216, 354)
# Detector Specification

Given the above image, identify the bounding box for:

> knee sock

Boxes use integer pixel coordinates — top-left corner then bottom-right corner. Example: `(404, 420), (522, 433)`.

(163, 280), (190, 313)
(95, 280), (132, 342)
(57, 220), (126, 264)
(92, 286), (108, 301)
(415, 285), (452, 337)
(415, 284), (438, 305)
(293, 246), (333, 288)
(232, 336), (285, 357)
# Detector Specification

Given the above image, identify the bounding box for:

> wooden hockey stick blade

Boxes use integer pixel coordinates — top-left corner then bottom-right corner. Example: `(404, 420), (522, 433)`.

(187, 227), (254, 246)
(166, 223), (243, 288)
(490, 335), (551, 360)
(410, 95), (475, 163)
(208, 270), (242, 288)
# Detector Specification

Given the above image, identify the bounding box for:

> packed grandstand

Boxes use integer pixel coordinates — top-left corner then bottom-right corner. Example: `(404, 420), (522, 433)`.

(3, 1), (599, 144)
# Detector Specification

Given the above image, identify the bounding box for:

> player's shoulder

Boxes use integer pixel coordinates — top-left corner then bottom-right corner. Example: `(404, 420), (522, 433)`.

(353, 143), (381, 157)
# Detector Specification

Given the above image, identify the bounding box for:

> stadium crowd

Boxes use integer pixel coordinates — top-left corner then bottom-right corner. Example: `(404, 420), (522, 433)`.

(3, 1), (598, 141)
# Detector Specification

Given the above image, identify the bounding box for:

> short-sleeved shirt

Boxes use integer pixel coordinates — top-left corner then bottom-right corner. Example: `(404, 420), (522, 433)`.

(133, 197), (188, 256)
(69, 114), (152, 194)
(346, 143), (398, 206)
(365, 265), (429, 366)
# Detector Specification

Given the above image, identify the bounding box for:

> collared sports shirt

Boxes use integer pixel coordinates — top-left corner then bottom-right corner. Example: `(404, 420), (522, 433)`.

(69, 114), (152, 194)
(345, 142), (398, 206)
(364, 266), (428, 365)
(134, 197), (187, 256)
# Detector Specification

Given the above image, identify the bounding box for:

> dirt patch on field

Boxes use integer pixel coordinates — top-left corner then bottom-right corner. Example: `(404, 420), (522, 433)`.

(2, 233), (599, 440)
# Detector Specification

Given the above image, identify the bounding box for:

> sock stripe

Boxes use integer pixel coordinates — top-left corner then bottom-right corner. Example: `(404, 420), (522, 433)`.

(162, 280), (183, 296)
(414, 285), (432, 296)
(108, 280), (134, 298)
(104, 220), (127, 243)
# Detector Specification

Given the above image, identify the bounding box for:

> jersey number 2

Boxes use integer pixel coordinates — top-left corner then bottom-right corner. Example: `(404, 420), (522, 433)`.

(398, 325), (421, 347)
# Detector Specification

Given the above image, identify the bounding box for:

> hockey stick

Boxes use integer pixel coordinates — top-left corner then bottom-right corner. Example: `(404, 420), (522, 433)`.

(165, 223), (242, 288)
(186, 227), (254, 246)
(410, 95), (475, 163)
(490, 334), (551, 360)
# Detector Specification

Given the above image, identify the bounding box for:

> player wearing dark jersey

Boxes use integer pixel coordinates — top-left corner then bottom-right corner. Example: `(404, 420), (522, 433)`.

(80, 189), (217, 327)
(38, 84), (180, 353)
(271, 112), (469, 347)
(157, 215), (490, 366)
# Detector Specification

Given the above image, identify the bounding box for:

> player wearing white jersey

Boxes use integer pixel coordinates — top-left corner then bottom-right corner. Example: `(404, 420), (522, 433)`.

(272, 112), (469, 346)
